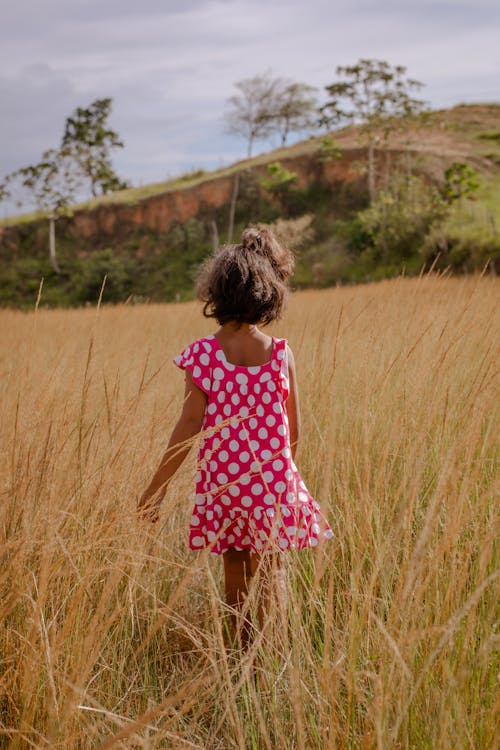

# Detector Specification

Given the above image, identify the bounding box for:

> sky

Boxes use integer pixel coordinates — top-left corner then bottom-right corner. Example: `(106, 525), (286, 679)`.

(1, 0), (499, 214)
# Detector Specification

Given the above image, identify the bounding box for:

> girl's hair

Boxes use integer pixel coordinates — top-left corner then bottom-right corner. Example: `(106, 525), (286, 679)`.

(196, 226), (294, 325)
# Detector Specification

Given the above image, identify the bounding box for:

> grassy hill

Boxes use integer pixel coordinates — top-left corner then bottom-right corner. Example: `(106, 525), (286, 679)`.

(1, 103), (499, 308)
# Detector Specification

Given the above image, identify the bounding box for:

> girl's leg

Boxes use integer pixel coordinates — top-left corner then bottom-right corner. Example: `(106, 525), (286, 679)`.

(223, 548), (255, 649)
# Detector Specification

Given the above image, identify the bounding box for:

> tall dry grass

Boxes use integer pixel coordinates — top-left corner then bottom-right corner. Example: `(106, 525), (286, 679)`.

(0, 274), (498, 749)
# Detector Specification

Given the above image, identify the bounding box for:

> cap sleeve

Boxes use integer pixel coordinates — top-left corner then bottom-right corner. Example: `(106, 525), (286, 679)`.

(173, 339), (212, 395)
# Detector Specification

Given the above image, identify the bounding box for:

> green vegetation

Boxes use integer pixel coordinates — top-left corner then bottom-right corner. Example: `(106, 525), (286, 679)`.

(1, 104), (499, 309)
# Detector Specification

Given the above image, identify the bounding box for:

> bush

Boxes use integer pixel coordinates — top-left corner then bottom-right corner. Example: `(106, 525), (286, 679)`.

(73, 248), (131, 304)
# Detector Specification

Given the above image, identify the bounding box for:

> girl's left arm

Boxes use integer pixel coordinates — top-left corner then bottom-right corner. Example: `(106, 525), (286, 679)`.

(137, 371), (207, 522)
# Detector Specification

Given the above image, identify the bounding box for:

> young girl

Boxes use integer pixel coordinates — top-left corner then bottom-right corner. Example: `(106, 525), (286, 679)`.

(138, 226), (334, 647)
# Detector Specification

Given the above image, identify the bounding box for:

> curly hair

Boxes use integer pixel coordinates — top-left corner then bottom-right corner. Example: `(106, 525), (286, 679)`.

(196, 226), (294, 326)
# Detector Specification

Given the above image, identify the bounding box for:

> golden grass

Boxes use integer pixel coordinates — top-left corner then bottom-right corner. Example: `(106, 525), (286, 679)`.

(0, 274), (498, 749)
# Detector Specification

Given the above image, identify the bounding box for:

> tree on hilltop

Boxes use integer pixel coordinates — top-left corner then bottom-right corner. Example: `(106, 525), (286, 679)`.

(225, 72), (318, 156)
(62, 97), (129, 197)
(320, 59), (427, 201)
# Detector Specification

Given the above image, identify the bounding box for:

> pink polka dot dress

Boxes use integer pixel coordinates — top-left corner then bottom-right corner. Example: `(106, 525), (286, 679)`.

(174, 335), (334, 555)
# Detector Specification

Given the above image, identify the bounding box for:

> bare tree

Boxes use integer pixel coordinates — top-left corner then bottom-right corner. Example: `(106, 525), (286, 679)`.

(275, 81), (318, 146)
(225, 72), (281, 158)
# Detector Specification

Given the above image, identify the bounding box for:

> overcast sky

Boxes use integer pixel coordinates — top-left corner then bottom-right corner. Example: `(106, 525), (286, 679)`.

(1, 0), (499, 208)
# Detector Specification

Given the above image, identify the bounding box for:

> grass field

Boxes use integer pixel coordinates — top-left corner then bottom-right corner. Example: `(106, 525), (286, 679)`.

(0, 274), (498, 749)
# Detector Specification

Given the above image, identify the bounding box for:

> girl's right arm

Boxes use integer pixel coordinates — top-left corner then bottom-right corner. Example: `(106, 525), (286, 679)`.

(137, 371), (207, 522)
(285, 345), (301, 460)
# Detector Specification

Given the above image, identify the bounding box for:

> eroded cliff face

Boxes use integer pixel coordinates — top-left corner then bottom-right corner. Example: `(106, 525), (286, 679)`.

(0, 148), (365, 253)
(67, 150), (365, 239)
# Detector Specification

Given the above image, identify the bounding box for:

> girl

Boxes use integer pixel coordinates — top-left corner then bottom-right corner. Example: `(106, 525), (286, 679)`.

(138, 226), (334, 648)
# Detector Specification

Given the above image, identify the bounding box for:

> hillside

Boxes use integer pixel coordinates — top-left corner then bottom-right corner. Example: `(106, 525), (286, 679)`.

(1, 103), (499, 308)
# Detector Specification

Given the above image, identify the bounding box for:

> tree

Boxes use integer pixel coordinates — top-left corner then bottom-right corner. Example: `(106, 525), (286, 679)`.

(320, 59), (427, 201)
(225, 73), (319, 156)
(61, 98), (128, 197)
(11, 147), (84, 273)
(275, 81), (318, 146)
(225, 72), (281, 158)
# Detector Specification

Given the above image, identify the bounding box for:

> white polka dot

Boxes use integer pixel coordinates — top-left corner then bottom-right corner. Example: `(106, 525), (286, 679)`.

(207, 403), (217, 415)
(282, 447), (291, 458)
(193, 344), (199, 353)
(238, 428), (248, 441)
(190, 515), (200, 525)
(266, 415), (276, 427)
(215, 414), (223, 425)
(241, 535), (251, 546)
(231, 394), (240, 406)
(241, 496), (252, 507)
(258, 427), (268, 440)
(221, 494), (231, 505)
(277, 425), (286, 436)
(202, 341), (212, 352)
(221, 427), (230, 439)
(212, 380), (220, 392)
(213, 367), (224, 380)
(225, 362), (235, 371)
(239, 451), (250, 462)
(240, 406), (249, 418)
(248, 366), (260, 375)
(240, 385), (248, 395)
(285, 469), (293, 480)
(254, 507), (262, 520)
(240, 473), (251, 485)
(206, 509), (213, 520)
(250, 460), (260, 473)
(219, 450), (229, 462)
(272, 360), (280, 371)
(264, 493), (275, 505)
(278, 538), (289, 549)
(207, 530), (217, 542)
(215, 350), (225, 362)
(260, 372), (271, 382)
(325, 529), (334, 539)
(217, 473), (228, 485)
(263, 471), (273, 483)
(275, 481), (286, 494)
(277, 349), (285, 360)
(228, 462), (240, 474)
(267, 381), (276, 392)
(236, 373), (248, 385)
(217, 392), (226, 403)
(312, 523), (320, 533)
(229, 440), (239, 452)
(254, 383), (261, 394)
(262, 392), (271, 404)
(249, 417), (258, 429)
(273, 403), (281, 414)
(272, 459), (284, 471)
(229, 485), (240, 497)
(261, 449), (272, 460)
(251, 483), (264, 495)
(249, 440), (259, 452)
(270, 437), (280, 449)
(310, 537), (318, 546)
(227, 534), (235, 544)
(202, 378), (211, 391)
(223, 404), (231, 416)
(256, 405), (264, 417)
(191, 536), (204, 547)
(266, 508), (275, 516)
(230, 417), (239, 428)
(248, 395), (255, 406)
(281, 505), (291, 517)
(226, 381), (233, 392)
(200, 353), (210, 366)
(193, 365), (201, 378)
(210, 460), (217, 472)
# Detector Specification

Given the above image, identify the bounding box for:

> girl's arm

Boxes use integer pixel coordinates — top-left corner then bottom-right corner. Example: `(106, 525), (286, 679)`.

(285, 345), (301, 460)
(137, 371), (207, 522)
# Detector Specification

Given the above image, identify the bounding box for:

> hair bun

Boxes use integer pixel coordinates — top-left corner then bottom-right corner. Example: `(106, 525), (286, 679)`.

(241, 228), (262, 253)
